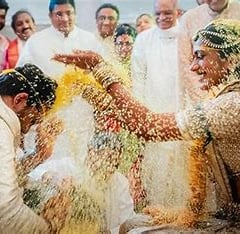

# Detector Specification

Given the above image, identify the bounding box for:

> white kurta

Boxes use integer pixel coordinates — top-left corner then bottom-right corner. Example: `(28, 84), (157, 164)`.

(131, 25), (189, 207)
(17, 25), (102, 77)
(0, 97), (50, 233)
(178, 0), (240, 105)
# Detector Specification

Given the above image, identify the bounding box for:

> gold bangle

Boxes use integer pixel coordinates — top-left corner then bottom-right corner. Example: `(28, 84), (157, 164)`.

(82, 86), (113, 111)
(92, 62), (121, 89)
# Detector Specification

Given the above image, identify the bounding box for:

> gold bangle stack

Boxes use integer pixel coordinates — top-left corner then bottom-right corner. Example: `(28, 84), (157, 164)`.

(92, 61), (121, 89)
(82, 85), (113, 111)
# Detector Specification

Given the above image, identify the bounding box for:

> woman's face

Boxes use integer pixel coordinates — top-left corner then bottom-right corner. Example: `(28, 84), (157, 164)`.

(115, 34), (134, 60)
(136, 15), (154, 34)
(191, 40), (229, 91)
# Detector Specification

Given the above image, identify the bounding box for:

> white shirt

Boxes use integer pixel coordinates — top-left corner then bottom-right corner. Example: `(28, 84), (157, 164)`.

(105, 172), (135, 234)
(17, 25), (102, 78)
(131, 25), (178, 112)
(95, 32), (116, 63)
(0, 97), (50, 233)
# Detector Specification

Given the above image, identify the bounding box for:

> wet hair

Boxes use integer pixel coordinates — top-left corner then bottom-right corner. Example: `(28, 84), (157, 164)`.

(95, 3), (119, 20)
(11, 9), (35, 32)
(0, 0), (9, 12)
(49, 0), (75, 13)
(114, 23), (137, 43)
(194, 19), (240, 77)
(0, 64), (57, 111)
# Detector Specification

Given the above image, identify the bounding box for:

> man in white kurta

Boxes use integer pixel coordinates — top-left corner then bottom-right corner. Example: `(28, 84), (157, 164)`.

(16, 2), (102, 183)
(178, 0), (240, 105)
(131, 0), (189, 207)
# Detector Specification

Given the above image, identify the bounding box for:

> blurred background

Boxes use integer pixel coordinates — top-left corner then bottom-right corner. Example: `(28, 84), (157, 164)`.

(2, 0), (199, 38)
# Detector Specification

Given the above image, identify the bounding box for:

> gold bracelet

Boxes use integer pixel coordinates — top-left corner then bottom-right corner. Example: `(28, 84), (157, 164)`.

(82, 86), (113, 111)
(92, 61), (121, 89)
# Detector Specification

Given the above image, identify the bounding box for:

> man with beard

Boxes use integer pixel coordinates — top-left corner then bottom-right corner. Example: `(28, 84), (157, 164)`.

(0, 0), (9, 72)
(4, 10), (36, 69)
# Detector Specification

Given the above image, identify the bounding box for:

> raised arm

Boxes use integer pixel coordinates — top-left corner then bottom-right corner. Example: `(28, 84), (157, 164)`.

(53, 51), (182, 142)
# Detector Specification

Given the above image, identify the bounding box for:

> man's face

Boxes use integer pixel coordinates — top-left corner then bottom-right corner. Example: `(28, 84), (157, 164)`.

(49, 4), (76, 37)
(205, 0), (228, 12)
(0, 9), (7, 31)
(12, 92), (46, 134)
(14, 13), (36, 41)
(96, 8), (118, 38)
(18, 105), (43, 134)
(154, 0), (179, 30)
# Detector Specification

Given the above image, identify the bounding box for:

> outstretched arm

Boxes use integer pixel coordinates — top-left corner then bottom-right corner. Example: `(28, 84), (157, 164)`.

(53, 51), (182, 142)
(107, 82), (182, 141)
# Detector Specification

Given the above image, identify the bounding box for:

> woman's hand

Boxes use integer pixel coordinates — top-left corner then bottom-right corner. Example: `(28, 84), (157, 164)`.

(53, 50), (103, 70)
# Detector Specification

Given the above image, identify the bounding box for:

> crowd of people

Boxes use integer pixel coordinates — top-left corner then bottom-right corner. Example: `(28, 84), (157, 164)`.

(0, 0), (240, 233)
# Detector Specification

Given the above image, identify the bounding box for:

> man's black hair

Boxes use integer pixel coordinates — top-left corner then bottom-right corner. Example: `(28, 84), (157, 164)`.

(49, 0), (75, 13)
(0, 0), (9, 12)
(11, 9), (35, 32)
(0, 64), (57, 110)
(95, 3), (119, 20)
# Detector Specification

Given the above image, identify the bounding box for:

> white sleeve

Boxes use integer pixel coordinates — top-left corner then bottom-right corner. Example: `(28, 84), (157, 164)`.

(131, 34), (147, 100)
(0, 121), (50, 233)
